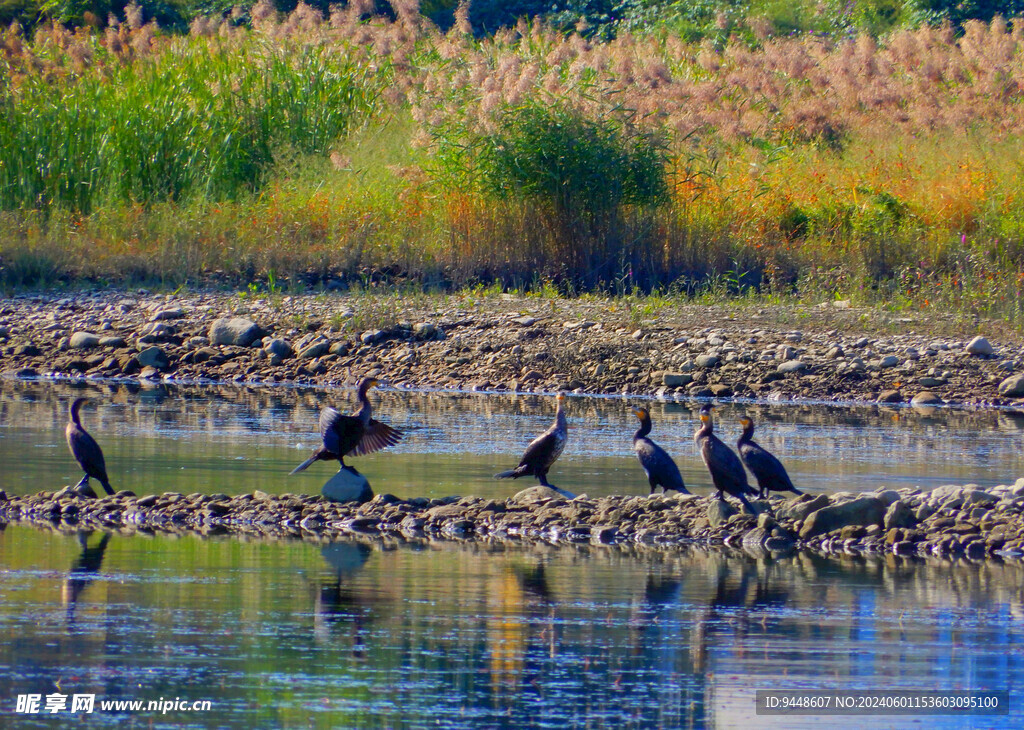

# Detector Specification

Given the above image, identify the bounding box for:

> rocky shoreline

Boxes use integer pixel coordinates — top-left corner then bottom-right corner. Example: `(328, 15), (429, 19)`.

(4, 481), (1024, 561)
(1, 289), (1023, 406)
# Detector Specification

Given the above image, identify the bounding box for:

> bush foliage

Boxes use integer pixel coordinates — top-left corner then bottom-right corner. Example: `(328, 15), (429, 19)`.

(1, 2), (1024, 324)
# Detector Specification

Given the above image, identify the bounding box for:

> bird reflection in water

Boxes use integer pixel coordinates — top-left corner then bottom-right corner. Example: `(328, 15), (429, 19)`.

(314, 542), (374, 658)
(61, 531), (111, 626)
(629, 571), (683, 640)
(692, 555), (792, 670)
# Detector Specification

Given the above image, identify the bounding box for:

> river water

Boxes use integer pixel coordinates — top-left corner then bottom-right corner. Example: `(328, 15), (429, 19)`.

(1, 379), (1023, 727)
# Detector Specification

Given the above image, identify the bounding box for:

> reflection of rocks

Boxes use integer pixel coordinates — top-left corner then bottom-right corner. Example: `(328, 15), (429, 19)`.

(6, 478), (1024, 561)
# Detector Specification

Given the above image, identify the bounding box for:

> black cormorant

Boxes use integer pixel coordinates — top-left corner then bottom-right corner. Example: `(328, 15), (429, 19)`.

(632, 406), (690, 495)
(694, 404), (757, 513)
(66, 398), (114, 498)
(495, 392), (567, 488)
(291, 377), (403, 475)
(737, 416), (802, 498)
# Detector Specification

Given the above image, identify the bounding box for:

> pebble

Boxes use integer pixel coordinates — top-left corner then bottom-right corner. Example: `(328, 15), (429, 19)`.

(778, 360), (807, 374)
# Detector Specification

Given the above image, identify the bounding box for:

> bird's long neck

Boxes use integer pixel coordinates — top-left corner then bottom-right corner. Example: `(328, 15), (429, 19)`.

(634, 417), (651, 441)
(696, 417), (713, 442)
(554, 401), (566, 432)
(69, 400), (83, 427)
(738, 422), (754, 444)
(355, 387), (373, 425)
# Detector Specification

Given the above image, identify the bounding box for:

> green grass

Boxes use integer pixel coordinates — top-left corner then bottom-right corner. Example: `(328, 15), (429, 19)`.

(0, 33), (382, 211)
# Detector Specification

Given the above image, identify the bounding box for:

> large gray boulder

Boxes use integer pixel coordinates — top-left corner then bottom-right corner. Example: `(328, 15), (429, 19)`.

(209, 317), (266, 347)
(321, 469), (373, 504)
(70, 332), (101, 349)
(965, 336), (994, 356)
(511, 485), (576, 502)
(137, 346), (169, 370)
(998, 373), (1024, 397)
(800, 496), (886, 538)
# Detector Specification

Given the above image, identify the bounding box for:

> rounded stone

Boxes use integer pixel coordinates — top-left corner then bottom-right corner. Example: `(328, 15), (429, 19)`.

(877, 389), (902, 403)
(911, 391), (943, 406)
(264, 338), (293, 358)
(965, 336), (994, 356)
(997, 373), (1024, 397)
(209, 317), (266, 347)
(778, 360), (808, 374)
(70, 332), (101, 349)
(137, 346), (169, 370)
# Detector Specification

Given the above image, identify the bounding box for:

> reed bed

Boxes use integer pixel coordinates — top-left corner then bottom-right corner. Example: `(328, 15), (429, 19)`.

(1, 2), (1024, 325)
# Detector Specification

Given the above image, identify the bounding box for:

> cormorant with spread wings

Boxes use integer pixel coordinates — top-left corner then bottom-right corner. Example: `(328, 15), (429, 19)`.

(290, 377), (403, 475)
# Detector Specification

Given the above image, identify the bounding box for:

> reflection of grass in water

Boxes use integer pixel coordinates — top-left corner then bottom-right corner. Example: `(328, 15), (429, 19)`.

(5, 521), (1024, 728)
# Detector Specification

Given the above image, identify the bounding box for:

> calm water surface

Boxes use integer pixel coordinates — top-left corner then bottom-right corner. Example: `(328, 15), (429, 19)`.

(1, 379), (1023, 499)
(0, 527), (1022, 728)
(1, 380), (1023, 728)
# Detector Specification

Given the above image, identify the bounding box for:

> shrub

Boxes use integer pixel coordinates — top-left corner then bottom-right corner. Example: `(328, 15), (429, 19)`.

(473, 102), (668, 217)
(431, 101), (669, 287)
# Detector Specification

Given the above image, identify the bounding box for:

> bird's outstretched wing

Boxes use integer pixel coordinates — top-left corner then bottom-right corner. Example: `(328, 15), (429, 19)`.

(319, 407), (344, 454)
(351, 419), (403, 457)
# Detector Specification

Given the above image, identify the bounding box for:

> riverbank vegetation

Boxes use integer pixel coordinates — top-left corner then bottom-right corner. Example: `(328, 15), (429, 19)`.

(2, 2), (1024, 326)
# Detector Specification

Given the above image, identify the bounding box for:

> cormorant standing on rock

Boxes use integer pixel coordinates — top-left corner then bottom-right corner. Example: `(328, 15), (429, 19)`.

(66, 398), (114, 498)
(694, 404), (758, 513)
(495, 393), (567, 488)
(290, 377), (403, 475)
(737, 416), (802, 498)
(631, 406), (690, 495)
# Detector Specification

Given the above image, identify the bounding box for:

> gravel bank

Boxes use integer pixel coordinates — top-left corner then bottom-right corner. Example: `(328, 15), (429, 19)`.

(2, 290), (1024, 405)
(4, 481), (1024, 561)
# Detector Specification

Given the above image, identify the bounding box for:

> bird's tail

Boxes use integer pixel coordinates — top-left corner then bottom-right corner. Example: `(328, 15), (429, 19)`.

(290, 452), (321, 475)
(99, 479), (115, 496)
(494, 467), (525, 480)
(790, 486), (804, 495)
